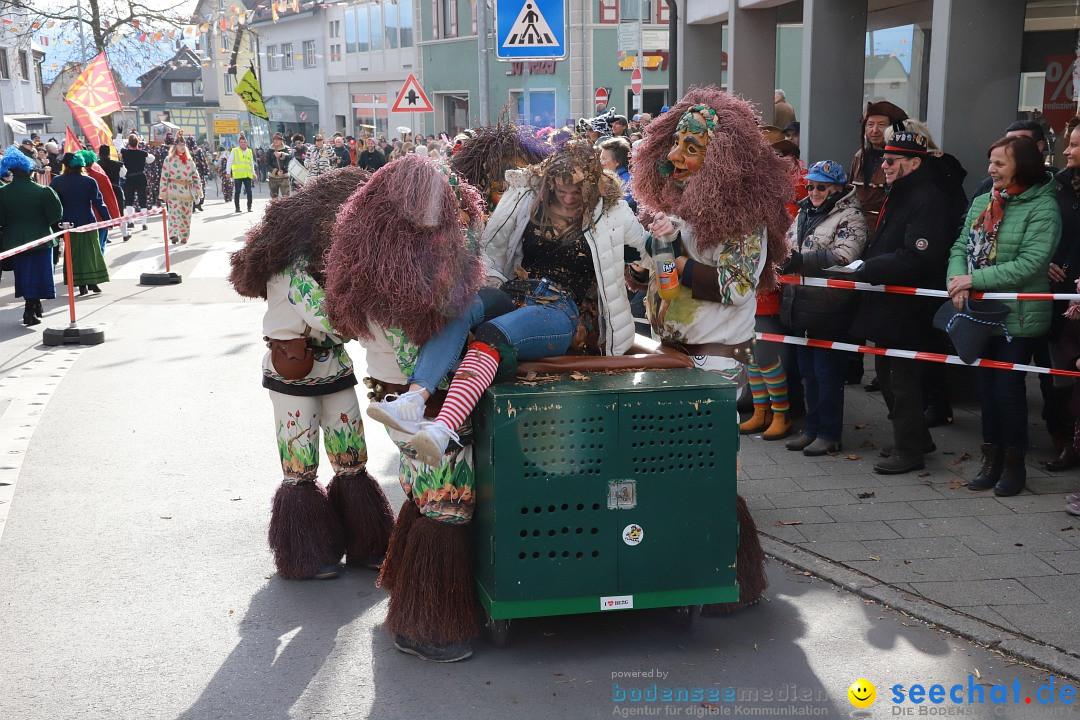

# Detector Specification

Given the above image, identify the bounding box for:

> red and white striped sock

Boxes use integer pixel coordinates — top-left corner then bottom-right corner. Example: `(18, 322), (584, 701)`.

(433, 342), (501, 432)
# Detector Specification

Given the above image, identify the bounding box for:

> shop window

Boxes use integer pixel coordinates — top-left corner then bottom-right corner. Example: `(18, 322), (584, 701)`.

(599, 0), (618, 24)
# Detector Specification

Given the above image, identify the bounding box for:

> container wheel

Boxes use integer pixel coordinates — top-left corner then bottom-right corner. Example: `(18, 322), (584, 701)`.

(486, 618), (511, 648)
(674, 605), (701, 631)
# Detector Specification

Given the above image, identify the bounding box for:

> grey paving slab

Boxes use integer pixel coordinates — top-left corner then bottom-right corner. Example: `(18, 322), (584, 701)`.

(1034, 550), (1080, 574)
(907, 497), (1014, 518)
(792, 472), (887, 491)
(837, 484), (952, 503)
(742, 493), (776, 512)
(763, 489), (862, 509)
(959, 530), (1079, 556)
(741, 462), (828, 480)
(978, 512), (1080, 534)
(737, 477), (804, 495)
(793, 520), (901, 543)
(909, 579), (1047, 608)
(845, 553), (1059, 584)
(1027, 474), (1080, 494)
(760, 523), (807, 544)
(794, 540), (871, 562)
(997, 494), (1079, 514)
(951, 604), (1020, 632)
(861, 536), (977, 560)
(886, 515), (1003, 538)
(822, 501), (924, 523)
(753, 506), (836, 526)
(1018, 574), (1080, 605)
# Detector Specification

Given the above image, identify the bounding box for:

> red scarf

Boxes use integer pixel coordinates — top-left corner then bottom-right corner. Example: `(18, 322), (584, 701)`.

(968, 182), (1028, 270)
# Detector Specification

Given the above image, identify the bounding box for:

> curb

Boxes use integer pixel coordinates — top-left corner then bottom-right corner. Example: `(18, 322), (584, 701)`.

(760, 534), (1080, 681)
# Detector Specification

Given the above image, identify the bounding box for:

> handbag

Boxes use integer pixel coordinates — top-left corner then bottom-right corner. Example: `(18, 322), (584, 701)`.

(267, 327), (314, 380)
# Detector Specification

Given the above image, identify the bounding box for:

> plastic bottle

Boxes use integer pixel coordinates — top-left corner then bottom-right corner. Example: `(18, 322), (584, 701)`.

(653, 234), (681, 300)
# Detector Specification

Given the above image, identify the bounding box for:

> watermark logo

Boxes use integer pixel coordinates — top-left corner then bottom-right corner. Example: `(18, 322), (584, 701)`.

(848, 678), (877, 709)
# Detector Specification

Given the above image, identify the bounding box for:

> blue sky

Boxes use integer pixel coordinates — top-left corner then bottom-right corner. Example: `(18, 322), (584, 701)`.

(867, 25), (915, 73)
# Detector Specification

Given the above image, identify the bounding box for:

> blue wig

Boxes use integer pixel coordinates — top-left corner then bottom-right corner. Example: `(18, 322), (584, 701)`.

(0, 145), (34, 175)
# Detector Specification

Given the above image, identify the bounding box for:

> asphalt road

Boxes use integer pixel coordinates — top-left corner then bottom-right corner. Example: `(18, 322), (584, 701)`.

(0, 196), (1072, 720)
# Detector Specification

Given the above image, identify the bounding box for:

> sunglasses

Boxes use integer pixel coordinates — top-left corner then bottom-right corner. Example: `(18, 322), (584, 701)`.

(806, 183), (832, 192)
(881, 156), (907, 166)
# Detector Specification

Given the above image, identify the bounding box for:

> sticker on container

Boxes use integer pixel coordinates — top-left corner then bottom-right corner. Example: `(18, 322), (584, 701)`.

(622, 523), (644, 546)
(600, 594), (634, 611)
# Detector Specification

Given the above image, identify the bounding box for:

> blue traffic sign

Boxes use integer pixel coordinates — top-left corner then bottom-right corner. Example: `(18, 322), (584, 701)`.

(495, 0), (567, 61)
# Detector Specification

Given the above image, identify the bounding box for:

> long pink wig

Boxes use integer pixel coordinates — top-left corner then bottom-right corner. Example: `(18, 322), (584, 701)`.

(631, 87), (793, 290)
(324, 154), (487, 344)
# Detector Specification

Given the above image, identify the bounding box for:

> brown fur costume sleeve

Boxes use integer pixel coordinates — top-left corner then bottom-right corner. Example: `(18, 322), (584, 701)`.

(630, 86), (793, 291)
(323, 154), (487, 344)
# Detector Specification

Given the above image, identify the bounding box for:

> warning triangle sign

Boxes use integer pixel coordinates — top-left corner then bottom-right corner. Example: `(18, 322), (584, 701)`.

(391, 73), (434, 113)
(502, 1), (558, 48)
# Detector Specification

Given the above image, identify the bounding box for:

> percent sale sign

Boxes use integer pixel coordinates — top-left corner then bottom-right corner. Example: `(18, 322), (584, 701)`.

(1043, 54), (1079, 134)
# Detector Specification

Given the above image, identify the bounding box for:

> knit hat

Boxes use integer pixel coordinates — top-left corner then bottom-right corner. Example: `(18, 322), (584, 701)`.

(61, 152), (87, 169)
(883, 131), (929, 157)
(805, 160), (847, 184)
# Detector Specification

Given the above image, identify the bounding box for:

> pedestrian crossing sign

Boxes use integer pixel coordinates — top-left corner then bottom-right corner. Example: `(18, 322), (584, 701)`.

(495, 0), (566, 61)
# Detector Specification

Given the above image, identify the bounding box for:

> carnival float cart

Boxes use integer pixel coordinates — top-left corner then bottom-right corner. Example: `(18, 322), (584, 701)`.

(471, 352), (740, 647)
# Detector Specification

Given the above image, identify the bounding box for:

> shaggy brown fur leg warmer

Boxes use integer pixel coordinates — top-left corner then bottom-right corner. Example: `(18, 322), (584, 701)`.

(377, 499), (422, 593)
(382, 516), (479, 646)
(703, 494), (769, 615)
(268, 479), (345, 580)
(327, 469), (394, 566)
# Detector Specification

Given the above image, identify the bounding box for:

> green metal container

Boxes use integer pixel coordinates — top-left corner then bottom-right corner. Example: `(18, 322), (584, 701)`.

(472, 367), (740, 629)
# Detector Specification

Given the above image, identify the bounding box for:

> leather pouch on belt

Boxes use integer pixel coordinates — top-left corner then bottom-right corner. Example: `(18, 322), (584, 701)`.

(269, 338), (314, 380)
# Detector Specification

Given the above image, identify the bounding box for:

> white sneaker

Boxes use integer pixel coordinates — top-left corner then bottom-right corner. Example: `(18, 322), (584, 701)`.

(406, 421), (460, 467)
(366, 389), (428, 434)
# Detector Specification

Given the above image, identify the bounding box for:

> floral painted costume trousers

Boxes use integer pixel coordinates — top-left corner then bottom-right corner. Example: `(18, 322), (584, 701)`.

(167, 200), (194, 243)
(269, 388), (367, 482)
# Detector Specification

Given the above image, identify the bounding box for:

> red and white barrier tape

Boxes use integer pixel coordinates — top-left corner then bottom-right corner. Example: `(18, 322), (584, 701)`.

(756, 332), (1080, 378)
(777, 274), (1080, 302)
(0, 207), (164, 262)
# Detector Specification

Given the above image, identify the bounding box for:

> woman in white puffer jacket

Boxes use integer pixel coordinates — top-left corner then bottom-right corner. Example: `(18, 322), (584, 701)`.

(392, 141), (656, 465)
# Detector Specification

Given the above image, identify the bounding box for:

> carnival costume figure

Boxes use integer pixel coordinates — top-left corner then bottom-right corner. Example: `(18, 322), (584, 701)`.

(74, 150), (121, 252)
(51, 152), (110, 295)
(323, 155), (489, 662)
(0, 145), (63, 325)
(631, 87), (795, 613)
(449, 113), (553, 213)
(228, 166), (394, 581)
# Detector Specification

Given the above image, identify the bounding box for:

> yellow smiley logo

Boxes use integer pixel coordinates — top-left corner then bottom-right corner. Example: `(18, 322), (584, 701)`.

(848, 678), (876, 708)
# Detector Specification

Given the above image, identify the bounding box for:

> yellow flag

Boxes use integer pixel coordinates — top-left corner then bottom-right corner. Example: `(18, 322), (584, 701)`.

(234, 68), (268, 120)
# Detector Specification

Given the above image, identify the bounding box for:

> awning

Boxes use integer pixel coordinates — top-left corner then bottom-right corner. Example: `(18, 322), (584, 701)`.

(6, 114), (52, 133)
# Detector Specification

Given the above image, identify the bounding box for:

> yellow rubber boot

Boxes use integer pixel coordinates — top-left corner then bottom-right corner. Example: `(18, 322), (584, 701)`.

(739, 407), (772, 435)
(762, 411), (791, 441)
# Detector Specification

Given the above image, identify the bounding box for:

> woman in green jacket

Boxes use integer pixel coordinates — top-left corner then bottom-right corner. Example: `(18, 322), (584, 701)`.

(0, 145), (63, 326)
(947, 135), (1062, 496)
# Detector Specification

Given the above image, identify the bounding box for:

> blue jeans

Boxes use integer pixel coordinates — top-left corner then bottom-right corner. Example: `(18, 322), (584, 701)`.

(482, 279), (579, 360)
(797, 345), (847, 442)
(978, 335), (1038, 448)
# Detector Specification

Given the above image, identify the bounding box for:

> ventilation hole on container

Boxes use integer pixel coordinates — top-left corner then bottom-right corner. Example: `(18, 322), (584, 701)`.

(560, 503), (568, 511)
(548, 551), (557, 559)
(590, 527), (599, 534)
(533, 529), (541, 537)
(520, 530), (528, 538)
(533, 551), (540, 559)
(576, 551), (584, 559)
(576, 527), (583, 534)
(562, 551), (570, 558)
(521, 507), (529, 515)
(547, 504), (556, 513)
(576, 503), (584, 511)
(561, 526), (569, 534)
(548, 529), (556, 537)
(534, 506), (542, 514)
(519, 552), (527, 560)
(592, 550), (600, 558)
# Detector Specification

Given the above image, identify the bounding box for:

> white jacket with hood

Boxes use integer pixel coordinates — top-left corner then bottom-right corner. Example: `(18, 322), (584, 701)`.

(481, 168), (649, 356)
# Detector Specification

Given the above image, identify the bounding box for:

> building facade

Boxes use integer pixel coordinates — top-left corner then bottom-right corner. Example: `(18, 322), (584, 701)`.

(0, 29), (48, 145)
(193, 0), (262, 149)
(131, 47), (214, 142)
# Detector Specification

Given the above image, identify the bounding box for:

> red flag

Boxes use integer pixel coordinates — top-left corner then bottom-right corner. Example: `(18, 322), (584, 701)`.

(64, 126), (83, 153)
(66, 98), (115, 154)
(65, 52), (122, 116)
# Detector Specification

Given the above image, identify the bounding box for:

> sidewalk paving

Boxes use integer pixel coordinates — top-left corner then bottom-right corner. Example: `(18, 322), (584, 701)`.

(740, 365), (1080, 678)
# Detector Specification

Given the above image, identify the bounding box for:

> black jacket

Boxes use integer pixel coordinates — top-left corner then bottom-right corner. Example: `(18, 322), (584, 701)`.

(1052, 168), (1080, 290)
(358, 149), (385, 172)
(849, 161), (962, 349)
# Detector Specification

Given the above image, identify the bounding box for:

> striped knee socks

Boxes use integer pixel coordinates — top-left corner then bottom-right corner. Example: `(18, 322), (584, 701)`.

(433, 342), (501, 432)
(746, 364), (768, 409)
(759, 359), (789, 414)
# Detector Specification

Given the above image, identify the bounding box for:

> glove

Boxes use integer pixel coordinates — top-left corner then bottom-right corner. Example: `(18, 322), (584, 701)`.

(782, 251), (803, 274)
